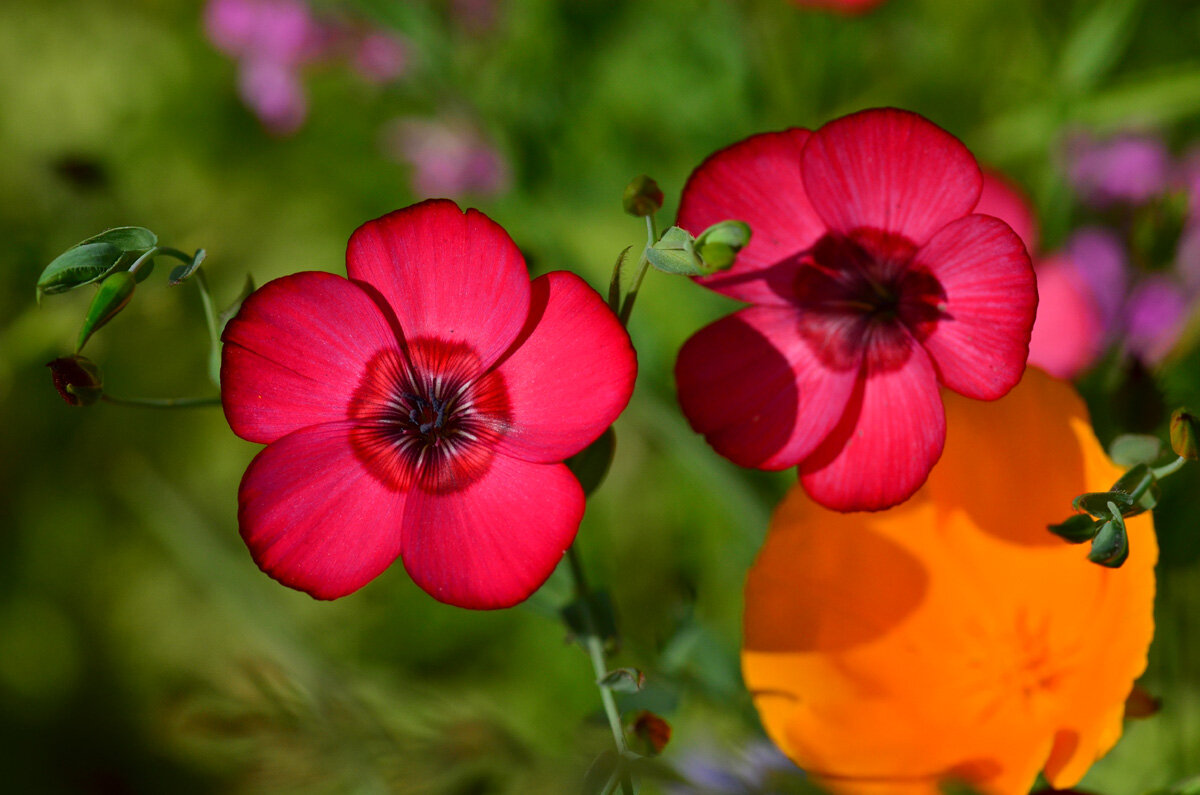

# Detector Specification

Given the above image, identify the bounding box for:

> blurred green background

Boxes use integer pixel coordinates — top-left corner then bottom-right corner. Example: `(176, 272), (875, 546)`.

(4, 0), (1200, 792)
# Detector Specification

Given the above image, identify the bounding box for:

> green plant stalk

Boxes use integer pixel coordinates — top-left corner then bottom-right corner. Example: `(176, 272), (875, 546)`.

(100, 393), (222, 409)
(618, 215), (660, 327)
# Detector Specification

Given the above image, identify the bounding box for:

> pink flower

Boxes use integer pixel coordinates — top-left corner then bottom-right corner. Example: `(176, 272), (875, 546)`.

(674, 109), (1036, 512)
(383, 118), (511, 198)
(221, 201), (637, 607)
(205, 0), (329, 66)
(237, 59), (307, 135)
(351, 31), (410, 84)
(1026, 255), (1105, 379)
(789, 0), (888, 13)
(1066, 131), (1170, 208)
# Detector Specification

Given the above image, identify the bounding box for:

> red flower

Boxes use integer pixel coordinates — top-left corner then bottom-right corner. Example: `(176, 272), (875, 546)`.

(790, 0), (888, 13)
(221, 200), (637, 608)
(675, 109), (1036, 511)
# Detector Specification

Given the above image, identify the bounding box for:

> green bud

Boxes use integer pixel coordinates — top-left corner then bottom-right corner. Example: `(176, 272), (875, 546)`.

(1170, 408), (1200, 460)
(1088, 509), (1129, 568)
(37, 226), (157, 300)
(622, 175), (664, 217)
(46, 355), (103, 406)
(645, 226), (706, 275)
(1073, 490), (1134, 518)
(77, 271), (136, 352)
(695, 220), (751, 274)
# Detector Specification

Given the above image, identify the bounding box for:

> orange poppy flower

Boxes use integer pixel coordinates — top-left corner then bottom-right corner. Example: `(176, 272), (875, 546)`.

(742, 368), (1157, 795)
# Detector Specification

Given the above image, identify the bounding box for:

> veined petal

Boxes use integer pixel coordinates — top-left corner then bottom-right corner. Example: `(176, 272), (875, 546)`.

(238, 422), (406, 600)
(493, 272), (636, 463)
(799, 326), (945, 511)
(675, 305), (860, 470)
(802, 109), (982, 247)
(914, 214), (1036, 400)
(401, 456), (583, 609)
(222, 271), (401, 444)
(677, 129), (825, 305)
(345, 199), (531, 370)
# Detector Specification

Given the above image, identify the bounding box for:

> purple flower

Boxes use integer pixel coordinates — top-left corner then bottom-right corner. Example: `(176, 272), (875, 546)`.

(237, 59), (307, 135)
(1064, 227), (1129, 329)
(205, 0), (328, 66)
(1125, 276), (1189, 365)
(1067, 131), (1170, 208)
(351, 32), (410, 84)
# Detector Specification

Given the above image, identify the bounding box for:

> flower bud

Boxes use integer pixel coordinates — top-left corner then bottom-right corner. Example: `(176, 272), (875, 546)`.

(631, 710), (671, 756)
(77, 271), (136, 352)
(1087, 512), (1129, 568)
(1170, 408), (1200, 460)
(695, 220), (751, 274)
(46, 355), (103, 406)
(622, 175), (663, 217)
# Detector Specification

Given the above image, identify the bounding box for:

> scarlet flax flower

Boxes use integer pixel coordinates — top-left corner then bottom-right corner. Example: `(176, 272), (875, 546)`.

(221, 200), (636, 608)
(742, 368), (1157, 795)
(675, 108), (1036, 511)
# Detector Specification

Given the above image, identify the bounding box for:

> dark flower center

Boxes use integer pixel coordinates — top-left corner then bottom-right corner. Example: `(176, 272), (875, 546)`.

(349, 339), (511, 494)
(791, 230), (948, 371)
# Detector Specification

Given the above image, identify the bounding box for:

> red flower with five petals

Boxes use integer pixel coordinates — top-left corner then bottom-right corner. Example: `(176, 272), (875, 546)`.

(221, 200), (637, 608)
(675, 108), (1037, 511)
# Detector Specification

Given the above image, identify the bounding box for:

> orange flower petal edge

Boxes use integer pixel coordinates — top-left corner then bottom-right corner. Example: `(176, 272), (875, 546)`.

(742, 368), (1157, 795)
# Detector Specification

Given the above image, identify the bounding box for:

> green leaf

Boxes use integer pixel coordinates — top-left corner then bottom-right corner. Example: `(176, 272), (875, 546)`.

(77, 271), (136, 351)
(1048, 514), (1101, 543)
(1057, 0), (1143, 94)
(80, 226), (157, 252)
(566, 428), (616, 497)
(37, 242), (124, 297)
(1109, 463), (1157, 516)
(598, 667), (645, 693)
(168, 248), (207, 286)
(608, 247), (632, 312)
(1088, 514), (1129, 567)
(1109, 433), (1163, 467)
(1073, 490), (1134, 517)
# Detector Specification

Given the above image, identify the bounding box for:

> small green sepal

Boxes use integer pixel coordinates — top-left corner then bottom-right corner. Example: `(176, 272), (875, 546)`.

(1073, 490), (1134, 517)
(1087, 508), (1129, 567)
(598, 667), (645, 693)
(1048, 513), (1101, 543)
(622, 174), (664, 217)
(1109, 463), (1158, 515)
(77, 271), (136, 351)
(1170, 408), (1200, 460)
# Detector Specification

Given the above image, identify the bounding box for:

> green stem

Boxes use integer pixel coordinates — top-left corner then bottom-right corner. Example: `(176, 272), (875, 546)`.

(101, 393), (222, 409)
(155, 246), (197, 265)
(565, 546), (635, 795)
(1152, 455), (1188, 481)
(618, 215), (660, 328)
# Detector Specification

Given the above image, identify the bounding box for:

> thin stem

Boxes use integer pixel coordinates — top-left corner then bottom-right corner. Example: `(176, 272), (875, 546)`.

(1152, 455), (1188, 480)
(565, 545), (635, 795)
(618, 215), (660, 328)
(101, 393), (222, 409)
(154, 246), (197, 265)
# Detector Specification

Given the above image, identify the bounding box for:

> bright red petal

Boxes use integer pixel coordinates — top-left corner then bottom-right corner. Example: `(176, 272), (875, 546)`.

(799, 327), (945, 511)
(238, 422), (406, 600)
(345, 199), (531, 370)
(401, 456), (583, 609)
(222, 271), (400, 444)
(914, 214), (1036, 400)
(677, 129), (826, 305)
(493, 272), (636, 463)
(801, 109), (982, 246)
(675, 305), (860, 470)
(1027, 257), (1105, 379)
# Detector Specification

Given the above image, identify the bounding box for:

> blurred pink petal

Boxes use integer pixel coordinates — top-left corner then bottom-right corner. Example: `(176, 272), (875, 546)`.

(238, 59), (307, 135)
(384, 119), (510, 198)
(1067, 131), (1170, 207)
(205, 0), (330, 66)
(1125, 276), (1189, 365)
(451, 0), (502, 32)
(1027, 256), (1104, 379)
(352, 32), (410, 84)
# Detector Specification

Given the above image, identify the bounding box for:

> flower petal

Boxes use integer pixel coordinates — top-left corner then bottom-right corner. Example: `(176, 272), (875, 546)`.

(492, 272), (637, 463)
(974, 170), (1038, 253)
(675, 305), (860, 470)
(1026, 257), (1104, 380)
(799, 326), (945, 511)
(801, 108), (982, 246)
(677, 129), (826, 305)
(222, 271), (400, 444)
(913, 214), (1036, 400)
(238, 422), (406, 600)
(345, 199), (531, 370)
(401, 455), (583, 609)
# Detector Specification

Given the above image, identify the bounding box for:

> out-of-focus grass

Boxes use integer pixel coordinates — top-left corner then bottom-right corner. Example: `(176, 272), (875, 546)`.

(3, 0), (1200, 792)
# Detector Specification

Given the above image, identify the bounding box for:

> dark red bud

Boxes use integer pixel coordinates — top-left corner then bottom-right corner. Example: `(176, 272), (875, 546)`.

(47, 355), (103, 406)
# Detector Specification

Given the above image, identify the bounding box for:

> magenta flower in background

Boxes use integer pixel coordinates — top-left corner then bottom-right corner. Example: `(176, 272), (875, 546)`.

(236, 58), (307, 135)
(351, 31), (410, 84)
(1067, 130), (1170, 208)
(674, 108), (1036, 512)
(1126, 276), (1190, 364)
(789, 0), (888, 13)
(383, 118), (511, 199)
(221, 201), (637, 608)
